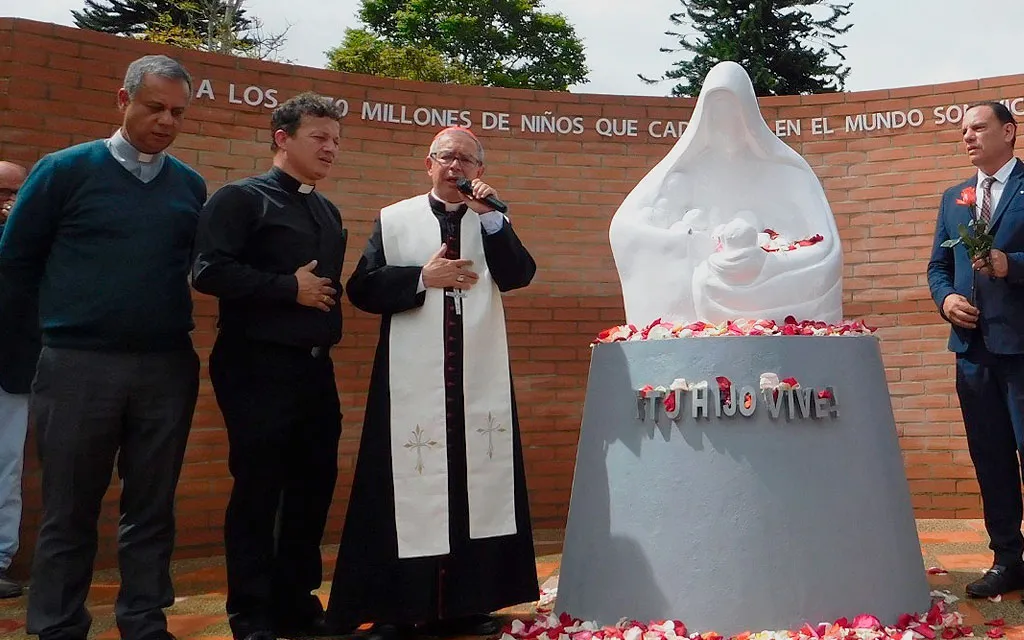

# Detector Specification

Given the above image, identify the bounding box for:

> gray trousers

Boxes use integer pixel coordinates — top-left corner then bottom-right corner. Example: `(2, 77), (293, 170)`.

(25, 347), (199, 640)
(0, 385), (28, 571)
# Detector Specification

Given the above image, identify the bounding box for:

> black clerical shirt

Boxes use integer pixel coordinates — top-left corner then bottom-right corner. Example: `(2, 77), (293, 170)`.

(191, 166), (347, 350)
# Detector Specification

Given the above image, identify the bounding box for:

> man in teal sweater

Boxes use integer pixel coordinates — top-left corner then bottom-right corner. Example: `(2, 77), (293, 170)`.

(0, 54), (206, 640)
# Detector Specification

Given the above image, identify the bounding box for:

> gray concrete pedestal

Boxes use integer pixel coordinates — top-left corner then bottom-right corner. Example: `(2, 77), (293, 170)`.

(555, 336), (930, 635)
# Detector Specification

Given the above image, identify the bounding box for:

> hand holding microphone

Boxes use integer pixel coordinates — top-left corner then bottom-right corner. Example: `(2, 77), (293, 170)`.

(455, 178), (508, 214)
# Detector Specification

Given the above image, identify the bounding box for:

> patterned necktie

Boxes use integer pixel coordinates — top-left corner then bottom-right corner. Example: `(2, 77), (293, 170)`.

(979, 176), (996, 223)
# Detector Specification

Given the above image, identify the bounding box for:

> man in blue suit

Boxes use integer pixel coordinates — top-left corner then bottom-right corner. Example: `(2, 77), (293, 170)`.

(928, 101), (1024, 599)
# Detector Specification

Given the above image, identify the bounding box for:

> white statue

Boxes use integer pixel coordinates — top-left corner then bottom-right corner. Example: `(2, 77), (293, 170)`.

(609, 61), (843, 327)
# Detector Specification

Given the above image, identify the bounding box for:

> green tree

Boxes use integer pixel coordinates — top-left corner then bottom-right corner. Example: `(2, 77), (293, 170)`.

(640, 0), (853, 97)
(328, 0), (589, 91)
(72, 0), (289, 60)
(327, 29), (481, 84)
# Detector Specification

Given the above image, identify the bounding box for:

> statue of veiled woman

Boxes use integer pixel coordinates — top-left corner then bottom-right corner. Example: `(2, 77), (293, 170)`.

(609, 61), (843, 326)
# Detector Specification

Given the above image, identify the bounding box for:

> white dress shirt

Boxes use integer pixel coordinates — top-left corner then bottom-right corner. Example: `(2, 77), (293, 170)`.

(976, 157), (1018, 219)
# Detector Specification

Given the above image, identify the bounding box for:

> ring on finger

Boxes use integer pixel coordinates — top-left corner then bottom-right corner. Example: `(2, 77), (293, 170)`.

(457, 275), (466, 282)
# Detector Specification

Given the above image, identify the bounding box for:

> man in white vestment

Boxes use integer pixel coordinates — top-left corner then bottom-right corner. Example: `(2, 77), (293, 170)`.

(325, 127), (538, 640)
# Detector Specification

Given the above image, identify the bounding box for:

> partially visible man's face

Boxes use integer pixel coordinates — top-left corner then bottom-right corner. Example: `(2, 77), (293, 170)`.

(0, 162), (27, 222)
(426, 132), (485, 199)
(275, 115), (341, 183)
(962, 105), (1015, 170)
(118, 73), (192, 155)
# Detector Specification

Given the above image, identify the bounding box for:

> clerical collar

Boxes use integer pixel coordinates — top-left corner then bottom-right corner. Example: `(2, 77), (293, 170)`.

(429, 191), (465, 212)
(270, 166), (316, 194)
(109, 128), (160, 163)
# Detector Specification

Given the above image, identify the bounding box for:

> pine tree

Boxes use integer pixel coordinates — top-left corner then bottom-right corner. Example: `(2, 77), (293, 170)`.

(71, 0), (288, 60)
(72, 0), (251, 40)
(640, 0), (853, 97)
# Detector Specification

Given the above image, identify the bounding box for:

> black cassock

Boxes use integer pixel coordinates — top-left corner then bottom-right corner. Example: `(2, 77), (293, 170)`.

(325, 196), (539, 629)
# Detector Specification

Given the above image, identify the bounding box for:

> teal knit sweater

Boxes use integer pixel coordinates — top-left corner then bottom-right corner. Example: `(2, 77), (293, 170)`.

(0, 140), (207, 351)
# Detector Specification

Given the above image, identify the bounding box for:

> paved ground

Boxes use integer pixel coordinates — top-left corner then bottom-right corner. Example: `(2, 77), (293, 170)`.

(0, 521), (1021, 639)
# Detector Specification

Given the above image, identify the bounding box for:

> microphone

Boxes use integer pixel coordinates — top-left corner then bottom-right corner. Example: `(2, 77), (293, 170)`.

(456, 178), (508, 214)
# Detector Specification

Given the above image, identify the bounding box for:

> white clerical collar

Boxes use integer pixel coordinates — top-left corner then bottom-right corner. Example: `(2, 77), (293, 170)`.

(110, 128), (159, 163)
(978, 157), (1017, 185)
(430, 190), (464, 212)
(270, 166), (316, 194)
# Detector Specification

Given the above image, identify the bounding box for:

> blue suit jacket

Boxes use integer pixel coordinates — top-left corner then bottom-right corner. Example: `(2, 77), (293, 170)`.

(927, 157), (1024, 354)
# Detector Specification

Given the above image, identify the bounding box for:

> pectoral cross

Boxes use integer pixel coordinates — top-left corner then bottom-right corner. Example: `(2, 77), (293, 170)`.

(445, 289), (468, 315)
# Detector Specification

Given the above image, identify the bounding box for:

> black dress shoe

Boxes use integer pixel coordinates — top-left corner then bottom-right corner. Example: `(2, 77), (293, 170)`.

(274, 617), (332, 638)
(363, 624), (416, 640)
(273, 595), (331, 638)
(0, 571), (23, 599)
(465, 615), (502, 637)
(419, 615), (502, 637)
(965, 564), (1024, 598)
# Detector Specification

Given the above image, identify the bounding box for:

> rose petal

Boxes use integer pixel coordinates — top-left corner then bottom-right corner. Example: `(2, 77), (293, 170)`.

(913, 625), (937, 640)
(851, 615), (882, 630)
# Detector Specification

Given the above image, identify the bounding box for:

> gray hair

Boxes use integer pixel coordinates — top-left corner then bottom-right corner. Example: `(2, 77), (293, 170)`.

(123, 55), (193, 100)
(429, 129), (485, 163)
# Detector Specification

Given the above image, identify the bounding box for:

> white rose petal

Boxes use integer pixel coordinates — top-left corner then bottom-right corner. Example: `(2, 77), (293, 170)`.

(759, 372), (780, 390)
(647, 325), (674, 340)
(670, 378), (689, 391)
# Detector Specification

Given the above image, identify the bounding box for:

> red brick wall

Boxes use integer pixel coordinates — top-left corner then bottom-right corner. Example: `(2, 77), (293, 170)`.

(3, 17), (1023, 569)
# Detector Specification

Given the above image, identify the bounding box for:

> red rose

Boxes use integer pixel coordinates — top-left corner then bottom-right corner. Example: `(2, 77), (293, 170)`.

(716, 376), (732, 407)
(956, 186), (977, 208)
(664, 391), (676, 413)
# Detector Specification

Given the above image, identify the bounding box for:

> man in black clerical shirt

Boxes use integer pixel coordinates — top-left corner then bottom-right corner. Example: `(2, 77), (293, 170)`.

(191, 92), (346, 640)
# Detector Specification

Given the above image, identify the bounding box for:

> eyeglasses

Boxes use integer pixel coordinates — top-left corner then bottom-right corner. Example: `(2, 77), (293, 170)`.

(431, 152), (480, 167)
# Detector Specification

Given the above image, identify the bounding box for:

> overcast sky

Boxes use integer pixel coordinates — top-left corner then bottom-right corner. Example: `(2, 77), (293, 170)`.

(5, 0), (1023, 96)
